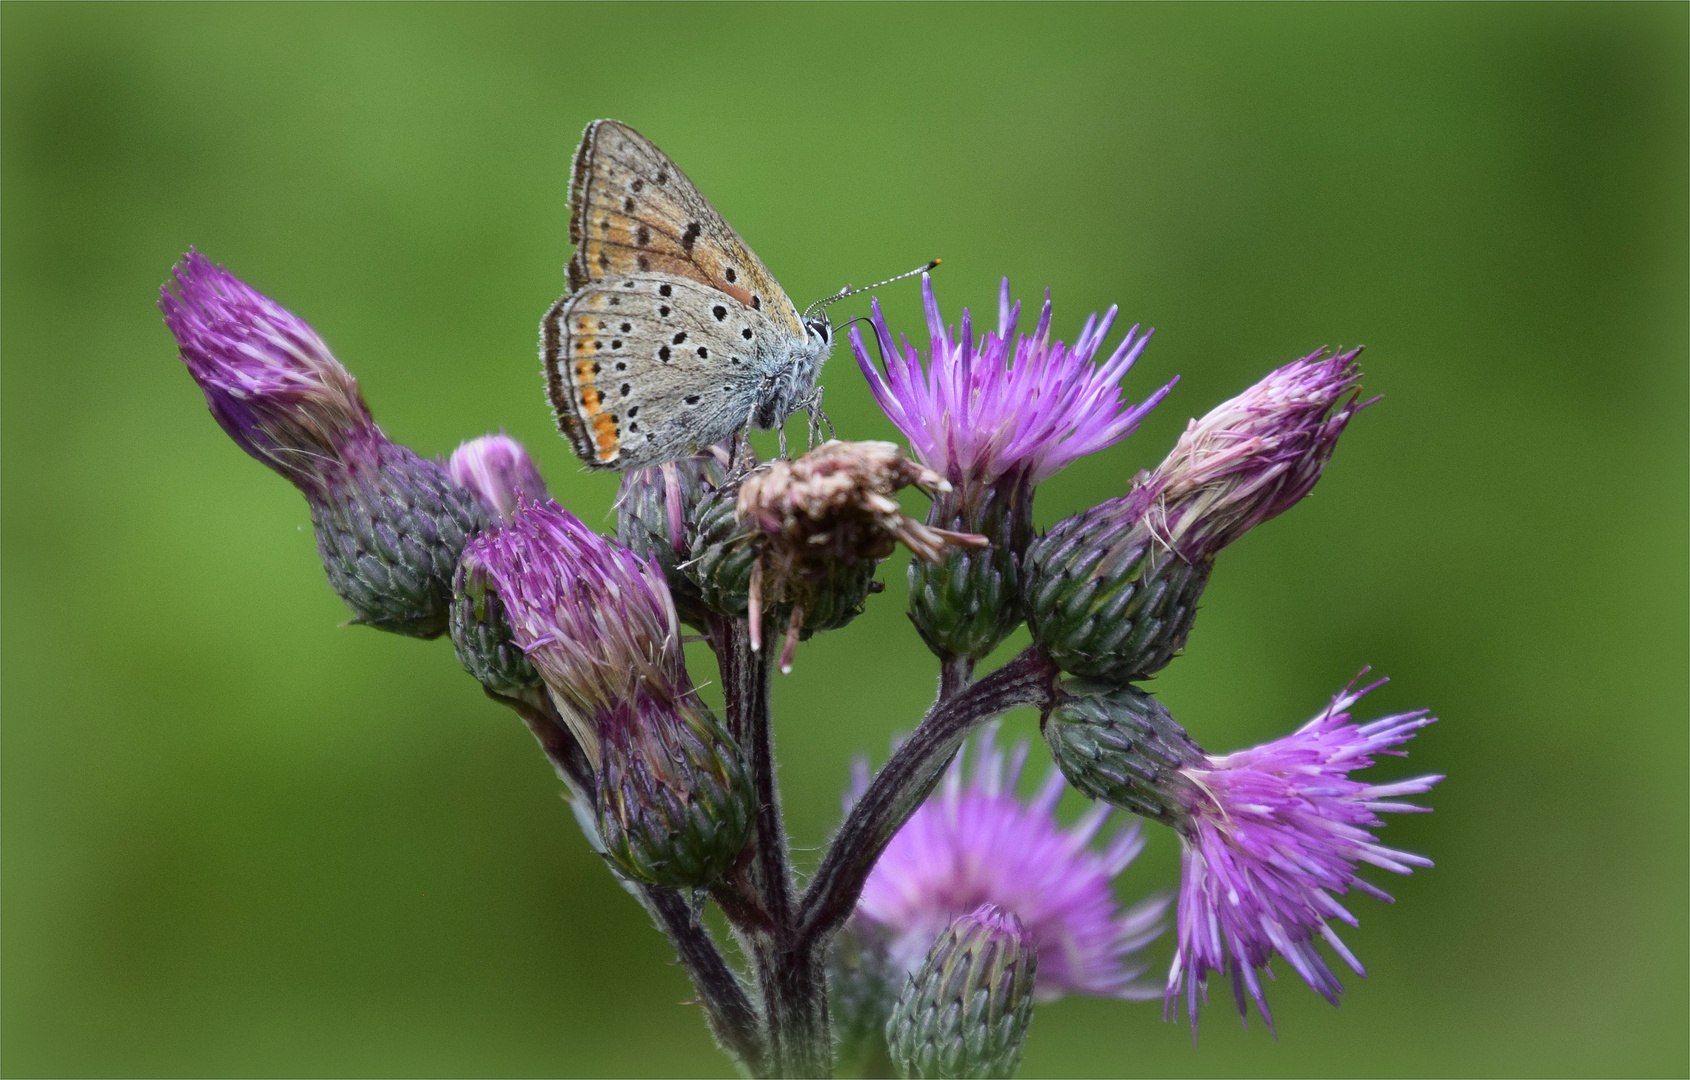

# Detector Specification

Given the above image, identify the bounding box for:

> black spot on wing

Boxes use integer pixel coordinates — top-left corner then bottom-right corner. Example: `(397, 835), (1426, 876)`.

(680, 221), (701, 253)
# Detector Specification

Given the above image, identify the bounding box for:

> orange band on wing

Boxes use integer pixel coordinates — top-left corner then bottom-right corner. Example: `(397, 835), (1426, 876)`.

(591, 413), (619, 459)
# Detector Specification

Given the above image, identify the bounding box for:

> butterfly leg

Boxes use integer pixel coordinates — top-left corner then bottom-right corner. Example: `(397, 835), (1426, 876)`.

(797, 386), (835, 448)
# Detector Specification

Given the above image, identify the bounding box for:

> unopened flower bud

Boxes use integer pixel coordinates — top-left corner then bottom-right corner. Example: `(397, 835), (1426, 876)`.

(908, 476), (1034, 664)
(1025, 350), (1366, 682)
(1042, 680), (1206, 823)
(458, 501), (754, 887)
(687, 482), (760, 618)
(450, 554), (541, 694)
(617, 446), (733, 627)
(1022, 482), (1208, 682)
(596, 690), (757, 888)
(886, 904), (1038, 1080)
(448, 433), (549, 523)
(737, 440), (985, 672)
(1147, 348), (1367, 561)
(162, 251), (486, 638)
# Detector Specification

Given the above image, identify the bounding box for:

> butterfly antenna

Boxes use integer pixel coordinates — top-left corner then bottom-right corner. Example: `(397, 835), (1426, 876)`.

(804, 259), (940, 318)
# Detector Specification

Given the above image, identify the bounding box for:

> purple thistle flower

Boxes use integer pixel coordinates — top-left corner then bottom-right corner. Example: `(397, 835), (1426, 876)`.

(449, 434), (550, 524)
(853, 730), (1166, 1001)
(851, 275), (1175, 489)
(458, 501), (681, 752)
(1146, 348), (1369, 560)
(1165, 674), (1442, 1034)
(161, 249), (380, 490)
(162, 250), (486, 638)
(460, 501), (752, 887)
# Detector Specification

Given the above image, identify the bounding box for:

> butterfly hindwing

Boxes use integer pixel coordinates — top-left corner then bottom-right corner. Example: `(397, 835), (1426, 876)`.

(568, 120), (805, 338)
(544, 271), (790, 470)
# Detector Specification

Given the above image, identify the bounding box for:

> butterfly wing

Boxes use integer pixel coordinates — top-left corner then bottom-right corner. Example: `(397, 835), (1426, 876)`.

(565, 119), (804, 336)
(544, 272), (796, 470)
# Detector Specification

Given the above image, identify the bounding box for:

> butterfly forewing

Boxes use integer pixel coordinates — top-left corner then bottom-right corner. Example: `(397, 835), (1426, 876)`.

(567, 120), (803, 336)
(545, 272), (789, 470)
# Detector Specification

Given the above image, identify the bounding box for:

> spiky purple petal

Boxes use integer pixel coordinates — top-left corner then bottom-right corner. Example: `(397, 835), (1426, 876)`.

(457, 501), (682, 736)
(854, 730), (1166, 1001)
(1166, 674), (1442, 1033)
(1148, 348), (1369, 558)
(160, 249), (377, 487)
(850, 275), (1174, 487)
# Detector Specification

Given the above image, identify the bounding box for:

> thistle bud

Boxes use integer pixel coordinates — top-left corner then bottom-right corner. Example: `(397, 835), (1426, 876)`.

(1041, 680), (1206, 823)
(687, 482), (760, 619)
(1022, 482), (1208, 682)
(886, 904), (1038, 1080)
(448, 433), (549, 524)
(616, 446), (732, 627)
(446, 435), (547, 692)
(1148, 348), (1367, 561)
(907, 475), (1033, 664)
(736, 440), (986, 672)
(457, 501), (754, 887)
(596, 690), (757, 888)
(1025, 350), (1367, 682)
(161, 250), (486, 638)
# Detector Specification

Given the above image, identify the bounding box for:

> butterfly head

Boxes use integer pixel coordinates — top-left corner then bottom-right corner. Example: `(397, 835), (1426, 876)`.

(803, 314), (833, 349)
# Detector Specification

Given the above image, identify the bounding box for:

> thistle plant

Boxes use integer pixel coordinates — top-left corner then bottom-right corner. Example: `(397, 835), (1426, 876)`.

(164, 254), (1443, 1078)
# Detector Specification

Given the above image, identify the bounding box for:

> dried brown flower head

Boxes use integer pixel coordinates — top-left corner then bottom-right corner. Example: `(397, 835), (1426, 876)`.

(737, 440), (986, 671)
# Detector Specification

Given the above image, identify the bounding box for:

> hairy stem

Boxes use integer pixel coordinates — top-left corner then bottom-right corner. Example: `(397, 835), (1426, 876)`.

(938, 654), (976, 701)
(796, 647), (1058, 945)
(710, 616), (831, 1078)
(489, 687), (764, 1074)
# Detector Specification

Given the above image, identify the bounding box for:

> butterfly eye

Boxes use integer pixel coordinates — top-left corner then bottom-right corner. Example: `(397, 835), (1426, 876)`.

(805, 318), (831, 345)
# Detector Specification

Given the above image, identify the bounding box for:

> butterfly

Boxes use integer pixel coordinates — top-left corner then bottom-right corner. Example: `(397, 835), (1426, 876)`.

(542, 119), (836, 472)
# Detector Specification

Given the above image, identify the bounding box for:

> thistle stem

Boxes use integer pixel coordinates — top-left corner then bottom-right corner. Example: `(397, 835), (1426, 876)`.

(796, 647), (1058, 945)
(710, 616), (831, 1078)
(938, 654), (975, 701)
(489, 687), (765, 1075)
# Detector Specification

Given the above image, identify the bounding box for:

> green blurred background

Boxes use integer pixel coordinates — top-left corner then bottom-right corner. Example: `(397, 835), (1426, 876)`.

(3, 3), (1685, 1076)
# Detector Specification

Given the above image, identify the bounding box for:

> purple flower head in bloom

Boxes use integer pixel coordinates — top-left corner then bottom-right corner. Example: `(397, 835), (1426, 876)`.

(457, 500), (684, 766)
(160, 250), (379, 489)
(449, 434), (550, 523)
(853, 729), (1166, 1001)
(1146, 348), (1369, 559)
(851, 275), (1176, 489)
(1166, 674), (1442, 1034)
